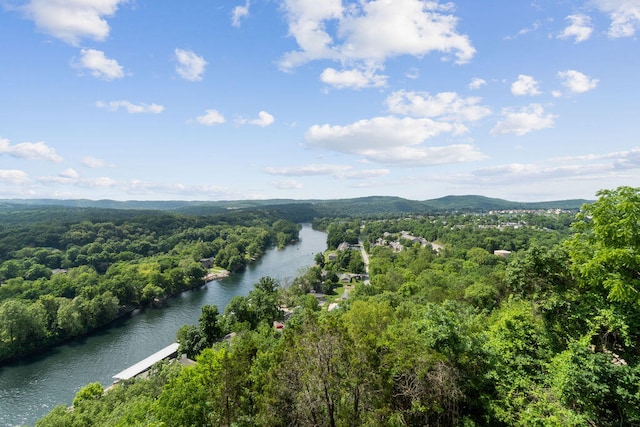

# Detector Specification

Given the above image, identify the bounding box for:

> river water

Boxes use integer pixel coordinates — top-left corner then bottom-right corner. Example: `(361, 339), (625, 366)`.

(0, 225), (326, 427)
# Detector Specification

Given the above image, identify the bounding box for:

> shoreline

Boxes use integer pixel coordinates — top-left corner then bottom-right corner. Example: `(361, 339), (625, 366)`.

(203, 269), (230, 282)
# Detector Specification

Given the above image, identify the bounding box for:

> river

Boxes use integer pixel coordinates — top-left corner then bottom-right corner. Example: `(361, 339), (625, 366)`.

(0, 224), (326, 427)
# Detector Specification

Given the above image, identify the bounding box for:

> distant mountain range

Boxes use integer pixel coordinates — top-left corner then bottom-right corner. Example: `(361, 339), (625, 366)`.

(0, 195), (592, 218)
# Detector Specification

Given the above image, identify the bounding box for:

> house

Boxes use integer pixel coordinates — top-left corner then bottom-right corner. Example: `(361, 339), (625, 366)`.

(200, 257), (215, 269)
(493, 250), (511, 257)
(337, 242), (359, 251)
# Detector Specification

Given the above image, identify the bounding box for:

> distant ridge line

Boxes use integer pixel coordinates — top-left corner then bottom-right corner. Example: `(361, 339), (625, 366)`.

(0, 195), (592, 214)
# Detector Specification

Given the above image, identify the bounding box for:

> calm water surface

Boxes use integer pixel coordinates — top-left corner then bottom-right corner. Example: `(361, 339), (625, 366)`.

(0, 225), (326, 427)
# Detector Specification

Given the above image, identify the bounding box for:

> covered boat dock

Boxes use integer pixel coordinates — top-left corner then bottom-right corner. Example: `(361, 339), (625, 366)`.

(113, 342), (180, 381)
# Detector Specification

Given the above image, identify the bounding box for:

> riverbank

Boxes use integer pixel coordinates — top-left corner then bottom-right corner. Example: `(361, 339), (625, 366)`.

(203, 269), (230, 282)
(1, 225), (327, 427)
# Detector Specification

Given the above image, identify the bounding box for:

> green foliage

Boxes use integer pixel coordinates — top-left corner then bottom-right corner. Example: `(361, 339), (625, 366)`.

(0, 207), (301, 364)
(72, 382), (104, 407)
(33, 190), (640, 426)
(568, 186), (640, 304)
(550, 343), (640, 426)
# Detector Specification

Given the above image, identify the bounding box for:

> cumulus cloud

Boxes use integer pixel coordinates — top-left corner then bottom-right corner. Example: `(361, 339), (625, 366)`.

(193, 109), (226, 126)
(96, 100), (164, 114)
(558, 14), (593, 43)
(232, 1), (250, 27)
(75, 49), (124, 80)
(593, 0), (640, 38)
(320, 67), (387, 89)
(59, 168), (79, 179)
(238, 111), (275, 127)
(491, 104), (556, 136)
(175, 48), (207, 81)
(557, 69), (599, 94)
(469, 77), (487, 90)
(279, 0), (474, 86)
(0, 169), (29, 185)
(19, 0), (127, 45)
(386, 90), (491, 122)
(511, 74), (542, 96)
(0, 137), (63, 162)
(305, 116), (483, 166)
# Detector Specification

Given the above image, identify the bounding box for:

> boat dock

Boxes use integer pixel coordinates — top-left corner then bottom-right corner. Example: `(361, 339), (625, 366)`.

(113, 342), (180, 381)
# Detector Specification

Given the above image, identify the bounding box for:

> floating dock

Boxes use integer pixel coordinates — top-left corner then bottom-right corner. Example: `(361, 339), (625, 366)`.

(113, 342), (179, 381)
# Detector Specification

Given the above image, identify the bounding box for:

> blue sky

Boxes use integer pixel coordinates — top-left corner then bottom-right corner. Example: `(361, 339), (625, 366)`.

(0, 0), (639, 202)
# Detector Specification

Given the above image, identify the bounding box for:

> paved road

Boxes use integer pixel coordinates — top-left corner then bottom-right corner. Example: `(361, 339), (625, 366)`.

(358, 239), (371, 285)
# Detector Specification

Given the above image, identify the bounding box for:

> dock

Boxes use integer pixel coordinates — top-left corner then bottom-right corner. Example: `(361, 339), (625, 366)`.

(113, 342), (180, 381)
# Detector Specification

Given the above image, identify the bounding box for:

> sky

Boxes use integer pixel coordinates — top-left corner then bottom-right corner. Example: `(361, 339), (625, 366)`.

(0, 0), (639, 202)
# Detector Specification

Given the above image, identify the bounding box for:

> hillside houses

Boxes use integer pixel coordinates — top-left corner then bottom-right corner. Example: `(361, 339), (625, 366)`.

(374, 231), (443, 253)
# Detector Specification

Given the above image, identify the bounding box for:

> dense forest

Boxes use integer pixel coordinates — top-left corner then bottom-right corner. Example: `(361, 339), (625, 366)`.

(5, 186), (639, 426)
(0, 208), (300, 363)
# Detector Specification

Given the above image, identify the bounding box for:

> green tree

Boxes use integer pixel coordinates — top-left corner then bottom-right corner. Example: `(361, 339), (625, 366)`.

(72, 382), (104, 407)
(567, 186), (640, 304)
(199, 304), (223, 345)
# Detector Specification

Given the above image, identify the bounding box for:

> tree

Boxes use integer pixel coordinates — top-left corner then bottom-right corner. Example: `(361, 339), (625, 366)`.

(73, 382), (104, 407)
(157, 346), (248, 427)
(550, 343), (640, 426)
(314, 252), (325, 268)
(0, 299), (47, 356)
(567, 186), (640, 304)
(199, 304), (223, 345)
(250, 277), (281, 327)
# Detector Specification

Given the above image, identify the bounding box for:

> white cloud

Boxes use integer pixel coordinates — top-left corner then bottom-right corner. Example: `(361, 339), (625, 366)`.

(266, 164), (351, 176)
(405, 67), (420, 79)
(279, 0), (475, 82)
(386, 90), (491, 122)
(81, 157), (109, 168)
(511, 74), (542, 96)
(558, 14), (593, 43)
(320, 67), (387, 89)
(174, 48), (207, 81)
(272, 179), (303, 190)
(232, 1), (250, 27)
(449, 147), (640, 186)
(265, 163), (390, 179)
(19, 0), (127, 45)
(0, 169), (29, 185)
(193, 109), (226, 126)
(76, 49), (124, 80)
(59, 168), (79, 179)
(96, 100), (164, 114)
(338, 0), (475, 64)
(82, 177), (118, 188)
(0, 137), (63, 162)
(237, 111), (275, 126)
(305, 116), (483, 166)
(491, 104), (556, 136)
(469, 77), (487, 90)
(557, 69), (599, 94)
(504, 20), (542, 40)
(593, 0), (640, 38)
(250, 111), (275, 127)
(278, 0), (343, 69)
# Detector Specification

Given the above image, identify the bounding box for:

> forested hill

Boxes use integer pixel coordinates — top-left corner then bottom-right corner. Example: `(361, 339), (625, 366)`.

(1, 194), (591, 219)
